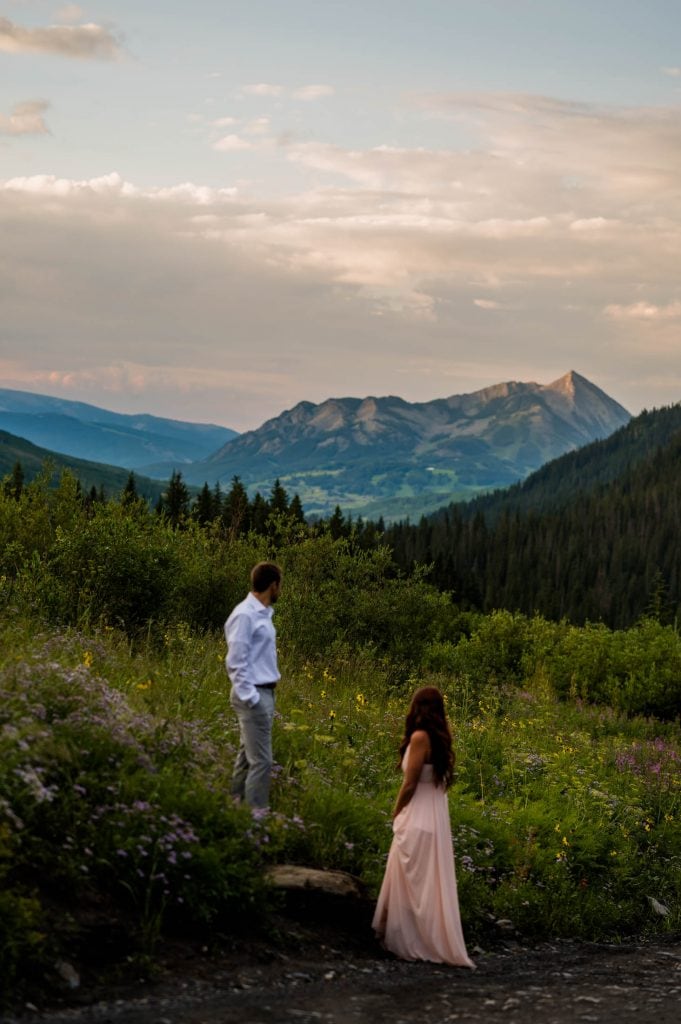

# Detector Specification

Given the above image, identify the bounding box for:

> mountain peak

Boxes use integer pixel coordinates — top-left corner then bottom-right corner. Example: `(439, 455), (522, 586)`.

(193, 371), (632, 518)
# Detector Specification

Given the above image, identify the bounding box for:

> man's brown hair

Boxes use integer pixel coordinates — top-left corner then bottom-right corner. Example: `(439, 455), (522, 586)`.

(251, 561), (282, 593)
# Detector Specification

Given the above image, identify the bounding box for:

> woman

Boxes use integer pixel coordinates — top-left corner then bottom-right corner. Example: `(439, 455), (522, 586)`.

(372, 686), (475, 968)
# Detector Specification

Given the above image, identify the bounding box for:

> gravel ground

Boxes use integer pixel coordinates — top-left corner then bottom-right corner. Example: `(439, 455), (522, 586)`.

(7, 920), (681, 1024)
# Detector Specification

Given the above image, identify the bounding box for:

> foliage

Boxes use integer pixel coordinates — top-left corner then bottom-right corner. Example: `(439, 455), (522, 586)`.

(1, 465), (681, 1005)
(383, 404), (681, 628)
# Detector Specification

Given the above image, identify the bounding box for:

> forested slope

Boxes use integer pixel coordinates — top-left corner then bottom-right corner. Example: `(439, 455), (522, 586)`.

(384, 404), (681, 627)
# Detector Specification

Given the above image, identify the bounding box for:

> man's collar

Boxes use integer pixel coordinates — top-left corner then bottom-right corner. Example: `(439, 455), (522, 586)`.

(246, 592), (272, 614)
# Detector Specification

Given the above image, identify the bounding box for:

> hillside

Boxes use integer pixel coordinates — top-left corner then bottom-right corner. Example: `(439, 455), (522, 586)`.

(384, 402), (681, 627)
(0, 387), (237, 470)
(0, 429), (167, 502)
(169, 371), (630, 518)
(456, 402), (681, 522)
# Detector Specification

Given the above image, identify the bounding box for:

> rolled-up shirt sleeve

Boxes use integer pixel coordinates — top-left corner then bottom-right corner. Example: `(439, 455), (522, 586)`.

(225, 612), (260, 706)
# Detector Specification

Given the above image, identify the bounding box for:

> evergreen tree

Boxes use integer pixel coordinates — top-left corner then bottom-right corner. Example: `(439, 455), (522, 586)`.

(193, 482), (216, 525)
(163, 470), (190, 528)
(212, 481), (223, 520)
(269, 478), (289, 514)
(4, 461), (24, 500)
(328, 505), (346, 540)
(223, 476), (250, 535)
(251, 491), (269, 534)
(121, 471), (138, 506)
(289, 492), (305, 523)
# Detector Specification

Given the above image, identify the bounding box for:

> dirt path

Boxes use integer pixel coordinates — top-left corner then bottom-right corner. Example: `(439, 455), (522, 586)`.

(10, 932), (681, 1024)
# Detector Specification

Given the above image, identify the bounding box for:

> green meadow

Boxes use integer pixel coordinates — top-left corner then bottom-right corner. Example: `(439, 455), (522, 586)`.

(1, 472), (680, 1003)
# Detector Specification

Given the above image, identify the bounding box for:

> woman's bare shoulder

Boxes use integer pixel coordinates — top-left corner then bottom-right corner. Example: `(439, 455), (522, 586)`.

(409, 730), (432, 757)
(410, 729), (429, 745)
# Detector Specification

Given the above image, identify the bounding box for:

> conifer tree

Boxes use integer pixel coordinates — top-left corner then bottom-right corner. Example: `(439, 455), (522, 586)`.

(289, 493), (305, 523)
(193, 482), (216, 525)
(223, 476), (250, 535)
(269, 478), (289, 514)
(122, 471), (138, 506)
(328, 505), (345, 540)
(4, 461), (24, 500)
(163, 470), (190, 528)
(251, 491), (269, 534)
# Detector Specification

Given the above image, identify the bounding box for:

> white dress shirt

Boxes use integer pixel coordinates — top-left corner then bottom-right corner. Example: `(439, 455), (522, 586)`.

(225, 592), (280, 707)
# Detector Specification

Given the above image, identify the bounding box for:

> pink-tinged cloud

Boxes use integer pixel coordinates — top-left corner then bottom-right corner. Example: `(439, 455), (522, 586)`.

(213, 134), (253, 152)
(0, 16), (122, 60)
(0, 100), (50, 136)
(293, 84), (335, 101)
(604, 301), (681, 320)
(241, 83), (284, 97)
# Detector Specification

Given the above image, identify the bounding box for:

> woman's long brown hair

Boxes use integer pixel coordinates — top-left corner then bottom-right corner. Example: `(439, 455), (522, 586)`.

(398, 686), (454, 788)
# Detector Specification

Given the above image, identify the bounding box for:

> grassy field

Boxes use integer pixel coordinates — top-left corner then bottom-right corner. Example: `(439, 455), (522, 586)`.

(1, 480), (680, 1004)
(2, 611), (679, 1003)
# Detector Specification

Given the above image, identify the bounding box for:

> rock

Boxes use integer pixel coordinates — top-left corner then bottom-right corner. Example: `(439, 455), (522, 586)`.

(495, 918), (516, 933)
(265, 865), (366, 899)
(648, 896), (670, 916)
(55, 960), (80, 990)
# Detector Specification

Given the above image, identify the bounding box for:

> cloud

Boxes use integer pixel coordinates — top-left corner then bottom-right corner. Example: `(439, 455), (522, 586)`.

(56, 5), (85, 23)
(604, 301), (681, 321)
(0, 15), (122, 59)
(244, 117), (270, 136)
(662, 67), (681, 77)
(3, 89), (681, 422)
(212, 133), (253, 152)
(292, 84), (335, 101)
(0, 100), (50, 136)
(238, 83), (334, 104)
(241, 83), (284, 97)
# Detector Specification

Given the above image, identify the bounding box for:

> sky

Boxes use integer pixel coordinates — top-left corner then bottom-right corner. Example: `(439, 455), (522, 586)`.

(1, 0), (681, 431)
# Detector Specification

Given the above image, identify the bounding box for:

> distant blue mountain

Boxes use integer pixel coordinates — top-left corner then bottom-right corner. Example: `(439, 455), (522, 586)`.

(0, 388), (237, 470)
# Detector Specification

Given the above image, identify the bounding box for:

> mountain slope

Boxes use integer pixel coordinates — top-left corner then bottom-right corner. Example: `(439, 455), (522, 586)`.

(0, 388), (237, 470)
(383, 401), (681, 629)
(0, 430), (167, 502)
(177, 371), (630, 518)
(454, 401), (681, 522)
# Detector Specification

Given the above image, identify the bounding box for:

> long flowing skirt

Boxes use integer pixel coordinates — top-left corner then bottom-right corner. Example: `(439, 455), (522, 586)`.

(372, 763), (474, 968)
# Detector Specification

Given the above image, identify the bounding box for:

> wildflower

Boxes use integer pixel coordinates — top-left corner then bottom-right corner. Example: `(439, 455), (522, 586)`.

(83, 651), (93, 668)
(562, 836), (570, 847)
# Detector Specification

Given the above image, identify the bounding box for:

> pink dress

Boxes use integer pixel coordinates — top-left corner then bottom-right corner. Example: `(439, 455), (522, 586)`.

(372, 746), (475, 968)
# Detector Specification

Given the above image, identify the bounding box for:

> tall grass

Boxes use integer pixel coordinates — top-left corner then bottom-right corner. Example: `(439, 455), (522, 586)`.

(1, 612), (679, 1004)
(1, 479), (680, 1003)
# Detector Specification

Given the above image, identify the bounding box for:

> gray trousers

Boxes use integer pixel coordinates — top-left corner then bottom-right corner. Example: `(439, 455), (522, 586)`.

(229, 687), (275, 809)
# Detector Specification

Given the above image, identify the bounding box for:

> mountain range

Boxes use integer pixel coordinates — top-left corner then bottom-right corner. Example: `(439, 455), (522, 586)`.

(0, 388), (237, 470)
(0, 372), (631, 518)
(172, 370), (631, 518)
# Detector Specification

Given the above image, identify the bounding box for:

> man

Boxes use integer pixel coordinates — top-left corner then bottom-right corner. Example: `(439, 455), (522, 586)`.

(225, 561), (282, 809)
